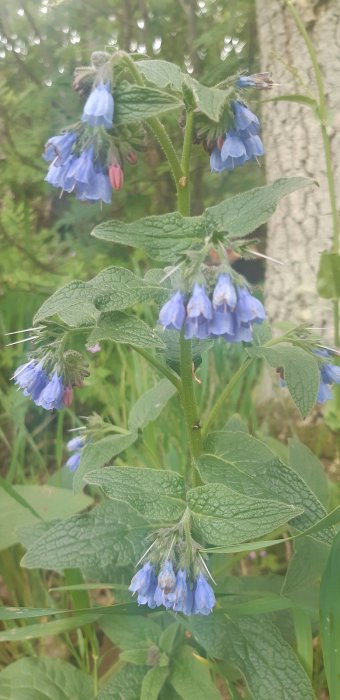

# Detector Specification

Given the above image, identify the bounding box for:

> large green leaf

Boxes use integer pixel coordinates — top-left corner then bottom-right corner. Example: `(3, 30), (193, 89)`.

(288, 439), (329, 509)
(73, 432), (138, 494)
(248, 345), (319, 417)
(198, 431), (332, 544)
(170, 645), (221, 700)
(87, 311), (164, 348)
(187, 482), (302, 546)
(85, 467), (186, 522)
(100, 614), (161, 650)
(97, 665), (147, 700)
(282, 536), (329, 612)
(187, 615), (314, 700)
(114, 84), (182, 124)
(320, 530), (340, 699)
(128, 379), (177, 431)
(317, 251), (340, 299)
(0, 658), (94, 700)
(21, 501), (148, 570)
(141, 667), (169, 700)
(34, 267), (164, 326)
(0, 485), (91, 551)
(92, 178), (311, 263)
(136, 59), (183, 91)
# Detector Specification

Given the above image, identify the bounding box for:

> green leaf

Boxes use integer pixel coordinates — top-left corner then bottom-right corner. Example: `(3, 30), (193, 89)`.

(73, 432), (138, 494)
(187, 615), (315, 700)
(114, 84), (182, 124)
(91, 212), (205, 264)
(100, 614), (161, 650)
(92, 178), (311, 264)
(288, 439), (329, 509)
(97, 665), (147, 700)
(248, 345), (319, 417)
(21, 501), (148, 571)
(0, 485), (91, 551)
(317, 251), (340, 299)
(199, 431), (332, 544)
(87, 311), (164, 348)
(136, 59), (183, 91)
(0, 657), (94, 700)
(170, 645), (221, 700)
(0, 612), (100, 642)
(34, 267), (163, 326)
(282, 536), (329, 612)
(187, 482), (302, 546)
(128, 379), (177, 431)
(141, 667), (169, 700)
(320, 530), (340, 699)
(0, 607), (67, 620)
(263, 93), (318, 108)
(205, 176), (312, 239)
(157, 330), (212, 374)
(85, 467), (186, 522)
(182, 77), (230, 122)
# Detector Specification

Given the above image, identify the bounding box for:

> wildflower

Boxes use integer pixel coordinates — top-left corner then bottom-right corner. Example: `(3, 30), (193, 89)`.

(65, 435), (85, 472)
(81, 81), (114, 129)
(63, 386), (74, 407)
(129, 561), (157, 608)
(159, 291), (186, 331)
(35, 371), (64, 410)
(315, 350), (340, 403)
(234, 286), (266, 325)
(232, 101), (260, 137)
(193, 572), (216, 615)
(172, 569), (193, 614)
(236, 73), (274, 89)
(45, 147), (112, 204)
(157, 560), (176, 592)
(13, 360), (48, 401)
(210, 146), (225, 173)
(184, 284), (213, 340)
(244, 134), (265, 161)
(209, 274), (237, 336)
(108, 163), (124, 191)
(220, 131), (248, 170)
(43, 131), (77, 164)
(86, 342), (101, 353)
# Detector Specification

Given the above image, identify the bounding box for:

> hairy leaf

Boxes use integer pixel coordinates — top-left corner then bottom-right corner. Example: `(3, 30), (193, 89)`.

(0, 658), (94, 700)
(97, 665), (147, 700)
(289, 438), (329, 509)
(170, 645), (221, 700)
(114, 84), (182, 124)
(73, 432), (138, 494)
(87, 311), (164, 348)
(136, 59), (183, 91)
(187, 482), (302, 546)
(85, 467), (186, 522)
(128, 379), (177, 431)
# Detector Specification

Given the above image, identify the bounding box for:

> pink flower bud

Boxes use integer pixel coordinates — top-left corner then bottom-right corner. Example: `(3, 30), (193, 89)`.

(216, 135), (224, 150)
(109, 163), (124, 191)
(126, 151), (137, 165)
(63, 386), (74, 407)
(86, 342), (101, 354)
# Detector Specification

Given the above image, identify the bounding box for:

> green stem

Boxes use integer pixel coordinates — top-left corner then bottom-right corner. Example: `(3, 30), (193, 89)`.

(202, 357), (253, 438)
(285, 0), (340, 346)
(131, 345), (182, 393)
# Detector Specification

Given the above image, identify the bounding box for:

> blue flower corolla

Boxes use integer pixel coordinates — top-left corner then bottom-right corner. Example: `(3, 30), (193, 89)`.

(76, 170), (112, 204)
(235, 287), (266, 325)
(184, 284), (213, 340)
(13, 360), (48, 401)
(232, 101), (260, 137)
(67, 436), (85, 452)
(45, 154), (78, 192)
(315, 352), (340, 403)
(193, 572), (216, 615)
(317, 381), (333, 404)
(66, 452), (82, 472)
(236, 75), (257, 88)
(210, 146), (225, 173)
(172, 569), (193, 614)
(45, 148), (112, 204)
(35, 371), (64, 410)
(129, 561), (158, 608)
(320, 362), (340, 385)
(43, 132), (77, 164)
(81, 82), (114, 129)
(244, 135), (264, 160)
(209, 274), (237, 336)
(157, 560), (176, 592)
(159, 291), (186, 331)
(65, 436), (85, 472)
(220, 131), (248, 170)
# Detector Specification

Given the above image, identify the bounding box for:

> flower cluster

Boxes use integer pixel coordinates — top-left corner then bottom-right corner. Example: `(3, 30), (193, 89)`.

(129, 559), (215, 616)
(315, 350), (340, 403)
(210, 100), (264, 172)
(65, 435), (85, 472)
(159, 274), (265, 343)
(13, 360), (70, 410)
(44, 79), (126, 204)
(236, 72), (274, 90)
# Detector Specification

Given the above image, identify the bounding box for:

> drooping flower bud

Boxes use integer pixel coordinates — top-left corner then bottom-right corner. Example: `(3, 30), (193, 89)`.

(109, 163), (124, 191)
(63, 386), (74, 407)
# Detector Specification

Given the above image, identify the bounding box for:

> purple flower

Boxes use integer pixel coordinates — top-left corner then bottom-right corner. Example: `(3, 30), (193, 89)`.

(236, 73), (273, 90)
(220, 131), (248, 170)
(159, 291), (186, 331)
(172, 569), (193, 615)
(314, 350), (340, 403)
(232, 101), (260, 137)
(193, 572), (216, 615)
(35, 371), (64, 410)
(129, 561), (157, 609)
(43, 132), (77, 164)
(81, 82), (114, 129)
(244, 135), (264, 160)
(67, 436), (85, 452)
(235, 287), (266, 325)
(209, 274), (237, 336)
(184, 284), (213, 340)
(45, 147), (112, 204)
(210, 146), (225, 173)
(66, 452), (82, 472)
(13, 360), (48, 400)
(65, 435), (85, 473)
(157, 560), (176, 592)
(320, 363), (340, 385)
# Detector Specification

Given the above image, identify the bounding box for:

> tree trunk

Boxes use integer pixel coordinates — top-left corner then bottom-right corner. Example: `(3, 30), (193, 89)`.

(255, 0), (340, 335)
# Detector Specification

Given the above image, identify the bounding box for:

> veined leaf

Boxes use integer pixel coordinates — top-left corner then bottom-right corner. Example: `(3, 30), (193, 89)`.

(187, 482), (302, 546)
(128, 379), (177, 431)
(85, 467), (186, 522)
(73, 432), (138, 494)
(136, 59), (183, 91)
(97, 665), (147, 700)
(87, 311), (165, 349)
(114, 84), (182, 124)
(0, 658), (94, 700)
(170, 645), (221, 700)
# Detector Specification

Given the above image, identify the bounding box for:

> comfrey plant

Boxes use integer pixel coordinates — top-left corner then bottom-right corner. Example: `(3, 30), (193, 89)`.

(11, 51), (340, 698)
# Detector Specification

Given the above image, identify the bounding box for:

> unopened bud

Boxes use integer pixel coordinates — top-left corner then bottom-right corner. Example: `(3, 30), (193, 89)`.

(63, 386), (74, 407)
(126, 151), (138, 165)
(109, 163), (124, 191)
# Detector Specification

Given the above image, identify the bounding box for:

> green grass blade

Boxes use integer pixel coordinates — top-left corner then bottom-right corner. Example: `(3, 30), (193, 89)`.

(320, 530), (340, 699)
